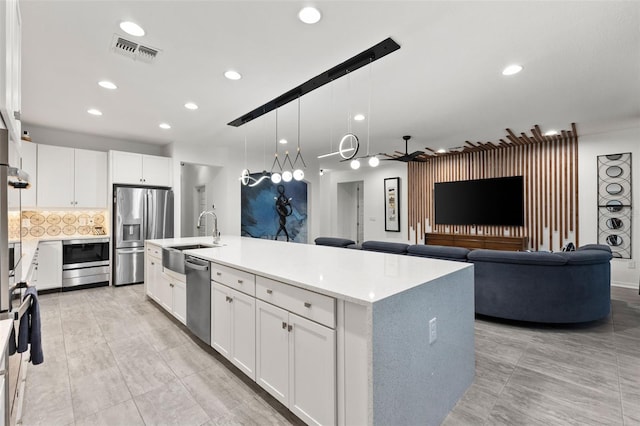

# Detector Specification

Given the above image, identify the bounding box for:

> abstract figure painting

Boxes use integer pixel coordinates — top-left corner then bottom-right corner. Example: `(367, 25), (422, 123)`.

(598, 153), (632, 258)
(384, 177), (401, 232)
(241, 173), (308, 243)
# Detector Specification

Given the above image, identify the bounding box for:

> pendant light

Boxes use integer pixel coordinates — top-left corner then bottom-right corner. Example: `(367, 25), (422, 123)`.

(292, 97), (307, 180)
(270, 109), (283, 184)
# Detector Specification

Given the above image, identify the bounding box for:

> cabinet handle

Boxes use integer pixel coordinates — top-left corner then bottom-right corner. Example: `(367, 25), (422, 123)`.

(288, 325), (293, 332)
(304, 302), (311, 308)
(266, 289), (273, 294)
(237, 279), (243, 284)
(169, 283), (174, 287)
(282, 321), (287, 329)
(216, 272), (222, 276)
(151, 262), (154, 265)
(226, 296), (232, 303)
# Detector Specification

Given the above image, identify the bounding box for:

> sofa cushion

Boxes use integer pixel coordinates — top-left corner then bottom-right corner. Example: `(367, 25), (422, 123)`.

(407, 244), (469, 261)
(557, 250), (613, 265)
(467, 249), (567, 266)
(314, 237), (356, 248)
(577, 244), (613, 253)
(361, 241), (409, 254)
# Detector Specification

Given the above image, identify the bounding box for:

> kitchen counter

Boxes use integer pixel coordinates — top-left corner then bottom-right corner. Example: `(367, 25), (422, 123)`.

(146, 235), (475, 425)
(148, 235), (471, 306)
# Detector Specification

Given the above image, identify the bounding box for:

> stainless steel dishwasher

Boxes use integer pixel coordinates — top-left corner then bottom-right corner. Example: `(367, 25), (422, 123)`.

(184, 255), (211, 345)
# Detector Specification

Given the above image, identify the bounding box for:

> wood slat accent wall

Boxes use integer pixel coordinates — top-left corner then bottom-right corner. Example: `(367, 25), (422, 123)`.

(408, 124), (579, 251)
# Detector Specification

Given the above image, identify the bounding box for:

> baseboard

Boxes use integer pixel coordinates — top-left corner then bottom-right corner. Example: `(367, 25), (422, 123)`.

(612, 281), (638, 289)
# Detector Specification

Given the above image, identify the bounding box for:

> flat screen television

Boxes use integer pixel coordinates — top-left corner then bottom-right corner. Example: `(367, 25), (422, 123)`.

(434, 176), (524, 226)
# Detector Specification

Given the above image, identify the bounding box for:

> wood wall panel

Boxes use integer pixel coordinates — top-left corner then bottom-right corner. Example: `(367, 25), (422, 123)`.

(407, 125), (579, 251)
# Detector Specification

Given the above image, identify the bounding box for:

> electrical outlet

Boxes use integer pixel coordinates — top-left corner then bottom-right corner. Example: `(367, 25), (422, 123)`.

(429, 317), (437, 344)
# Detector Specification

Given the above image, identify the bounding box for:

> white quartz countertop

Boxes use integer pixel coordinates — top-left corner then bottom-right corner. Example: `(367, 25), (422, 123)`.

(146, 236), (472, 305)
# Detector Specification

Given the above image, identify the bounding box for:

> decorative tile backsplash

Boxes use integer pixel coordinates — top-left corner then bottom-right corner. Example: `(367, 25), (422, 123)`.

(9, 210), (109, 240)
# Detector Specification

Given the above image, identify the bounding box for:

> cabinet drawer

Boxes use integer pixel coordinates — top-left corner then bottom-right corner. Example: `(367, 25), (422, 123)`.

(211, 262), (255, 296)
(256, 276), (335, 329)
(147, 245), (162, 259)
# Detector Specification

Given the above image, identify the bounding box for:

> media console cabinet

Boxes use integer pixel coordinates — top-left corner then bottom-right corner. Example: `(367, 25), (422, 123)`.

(425, 232), (528, 251)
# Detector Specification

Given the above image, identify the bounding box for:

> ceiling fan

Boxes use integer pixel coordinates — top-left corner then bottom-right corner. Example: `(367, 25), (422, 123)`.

(383, 135), (427, 162)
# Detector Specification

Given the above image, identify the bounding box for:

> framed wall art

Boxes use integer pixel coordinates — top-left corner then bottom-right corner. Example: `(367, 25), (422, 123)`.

(384, 177), (400, 232)
(597, 153), (632, 259)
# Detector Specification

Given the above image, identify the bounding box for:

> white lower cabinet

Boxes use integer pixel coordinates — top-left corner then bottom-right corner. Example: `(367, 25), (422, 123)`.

(211, 282), (256, 379)
(145, 253), (162, 302)
(159, 271), (186, 325)
(145, 245), (186, 325)
(33, 240), (62, 290)
(256, 299), (336, 426)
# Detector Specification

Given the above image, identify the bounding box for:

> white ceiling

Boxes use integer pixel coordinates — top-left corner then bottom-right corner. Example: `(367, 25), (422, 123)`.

(20, 1), (640, 162)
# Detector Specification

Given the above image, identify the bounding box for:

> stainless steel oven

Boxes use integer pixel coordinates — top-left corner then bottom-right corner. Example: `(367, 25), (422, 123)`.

(62, 238), (110, 288)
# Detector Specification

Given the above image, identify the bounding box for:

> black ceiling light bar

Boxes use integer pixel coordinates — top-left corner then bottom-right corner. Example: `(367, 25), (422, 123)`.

(227, 37), (401, 127)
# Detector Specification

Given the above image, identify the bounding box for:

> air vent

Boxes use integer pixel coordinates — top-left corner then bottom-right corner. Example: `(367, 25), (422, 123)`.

(111, 34), (161, 64)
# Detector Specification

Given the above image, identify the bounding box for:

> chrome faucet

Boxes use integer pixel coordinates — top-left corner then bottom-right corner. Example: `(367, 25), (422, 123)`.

(197, 205), (220, 244)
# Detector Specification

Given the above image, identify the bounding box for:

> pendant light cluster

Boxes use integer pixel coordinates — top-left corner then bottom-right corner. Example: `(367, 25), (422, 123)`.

(241, 98), (306, 187)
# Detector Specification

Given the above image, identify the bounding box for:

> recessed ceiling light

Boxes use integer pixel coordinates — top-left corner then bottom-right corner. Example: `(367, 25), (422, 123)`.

(545, 130), (559, 136)
(159, 123), (171, 129)
(87, 109), (102, 116)
(437, 148), (447, 154)
(224, 70), (242, 80)
(279, 139), (288, 144)
(298, 7), (322, 24)
(502, 64), (523, 76)
(354, 114), (365, 121)
(98, 80), (117, 90)
(184, 102), (198, 110)
(120, 21), (145, 37)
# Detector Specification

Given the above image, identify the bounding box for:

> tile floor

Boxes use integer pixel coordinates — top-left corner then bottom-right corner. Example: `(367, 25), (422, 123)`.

(19, 284), (640, 425)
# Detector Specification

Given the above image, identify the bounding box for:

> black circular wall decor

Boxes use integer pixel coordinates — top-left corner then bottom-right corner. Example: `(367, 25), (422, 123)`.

(606, 218), (624, 230)
(605, 166), (623, 178)
(606, 234), (623, 246)
(605, 183), (623, 195)
(606, 200), (623, 212)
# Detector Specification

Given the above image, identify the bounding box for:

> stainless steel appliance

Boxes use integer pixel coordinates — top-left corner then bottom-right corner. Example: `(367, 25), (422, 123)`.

(113, 185), (173, 286)
(185, 255), (211, 344)
(62, 238), (110, 288)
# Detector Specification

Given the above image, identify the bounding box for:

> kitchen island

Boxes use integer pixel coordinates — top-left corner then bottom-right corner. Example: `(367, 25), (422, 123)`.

(145, 236), (474, 426)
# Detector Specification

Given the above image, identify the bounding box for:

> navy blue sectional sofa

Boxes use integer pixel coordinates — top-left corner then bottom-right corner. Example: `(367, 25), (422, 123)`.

(314, 237), (613, 323)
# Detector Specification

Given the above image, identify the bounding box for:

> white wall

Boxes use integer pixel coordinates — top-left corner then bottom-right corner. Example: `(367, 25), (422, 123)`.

(319, 162), (408, 242)
(579, 125), (640, 288)
(22, 122), (168, 155)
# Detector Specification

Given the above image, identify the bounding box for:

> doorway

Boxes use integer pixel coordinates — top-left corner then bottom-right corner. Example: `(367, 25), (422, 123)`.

(337, 181), (364, 244)
(180, 162), (220, 237)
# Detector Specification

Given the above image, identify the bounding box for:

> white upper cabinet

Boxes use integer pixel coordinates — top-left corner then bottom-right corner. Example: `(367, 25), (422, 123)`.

(37, 144), (107, 208)
(110, 150), (171, 187)
(74, 148), (107, 208)
(0, 0), (22, 142)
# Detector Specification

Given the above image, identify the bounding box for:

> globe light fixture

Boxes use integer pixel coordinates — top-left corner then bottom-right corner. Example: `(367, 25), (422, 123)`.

(271, 172), (282, 184)
(282, 170), (293, 182)
(293, 169), (304, 181)
(350, 159), (361, 170)
(368, 156), (379, 167)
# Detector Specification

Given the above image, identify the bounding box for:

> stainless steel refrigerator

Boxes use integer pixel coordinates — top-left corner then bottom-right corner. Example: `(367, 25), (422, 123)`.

(113, 185), (173, 286)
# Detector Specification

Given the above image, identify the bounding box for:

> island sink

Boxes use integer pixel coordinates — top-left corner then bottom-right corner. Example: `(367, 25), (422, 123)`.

(162, 243), (216, 274)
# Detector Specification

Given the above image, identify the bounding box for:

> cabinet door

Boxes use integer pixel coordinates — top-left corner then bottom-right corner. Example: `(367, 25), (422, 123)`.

(74, 148), (107, 208)
(36, 240), (62, 290)
(111, 151), (143, 184)
(211, 282), (231, 358)
(172, 279), (186, 324)
(37, 145), (74, 208)
(142, 155), (171, 187)
(0, 0), (21, 142)
(289, 313), (337, 426)
(230, 288), (255, 380)
(20, 141), (37, 207)
(145, 255), (160, 300)
(255, 300), (289, 406)
(158, 273), (172, 312)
